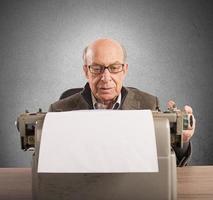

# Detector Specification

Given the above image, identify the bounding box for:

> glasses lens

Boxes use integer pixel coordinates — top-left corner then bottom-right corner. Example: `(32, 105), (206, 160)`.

(89, 65), (103, 74)
(108, 64), (123, 73)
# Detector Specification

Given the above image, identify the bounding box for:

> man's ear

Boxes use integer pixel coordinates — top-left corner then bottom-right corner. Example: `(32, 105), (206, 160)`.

(123, 63), (128, 76)
(83, 65), (89, 79)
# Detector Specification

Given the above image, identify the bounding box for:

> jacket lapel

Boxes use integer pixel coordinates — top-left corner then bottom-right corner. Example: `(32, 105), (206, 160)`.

(121, 88), (141, 110)
(78, 83), (93, 109)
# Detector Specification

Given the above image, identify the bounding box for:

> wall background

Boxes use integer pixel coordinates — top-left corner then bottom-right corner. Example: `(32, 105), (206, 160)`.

(0, 0), (212, 167)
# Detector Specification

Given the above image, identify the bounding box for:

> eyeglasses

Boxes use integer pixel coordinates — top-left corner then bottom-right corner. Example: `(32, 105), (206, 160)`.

(88, 64), (125, 74)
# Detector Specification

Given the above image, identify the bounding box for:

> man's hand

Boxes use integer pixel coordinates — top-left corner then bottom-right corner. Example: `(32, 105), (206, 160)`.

(167, 100), (196, 143)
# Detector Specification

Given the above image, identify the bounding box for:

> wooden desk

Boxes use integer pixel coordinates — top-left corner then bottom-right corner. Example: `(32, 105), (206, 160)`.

(0, 166), (212, 200)
(0, 168), (31, 200)
(177, 166), (213, 199)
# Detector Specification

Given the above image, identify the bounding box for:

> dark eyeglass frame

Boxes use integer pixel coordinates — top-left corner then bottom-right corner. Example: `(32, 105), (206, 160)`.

(87, 64), (125, 74)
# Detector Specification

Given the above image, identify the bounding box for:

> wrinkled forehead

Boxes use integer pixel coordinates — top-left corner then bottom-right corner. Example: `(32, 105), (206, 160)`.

(86, 41), (124, 65)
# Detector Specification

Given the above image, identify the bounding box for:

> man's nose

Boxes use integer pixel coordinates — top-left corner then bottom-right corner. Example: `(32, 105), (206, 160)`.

(101, 68), (112, 82)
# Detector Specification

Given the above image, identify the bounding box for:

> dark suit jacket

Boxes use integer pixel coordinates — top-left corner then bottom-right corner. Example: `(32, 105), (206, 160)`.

(49, 83), (191, 166)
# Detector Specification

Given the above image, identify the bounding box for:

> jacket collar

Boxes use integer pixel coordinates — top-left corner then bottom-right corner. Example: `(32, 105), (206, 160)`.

(80, 83), (93, 109)
(80, 82), (130, 109)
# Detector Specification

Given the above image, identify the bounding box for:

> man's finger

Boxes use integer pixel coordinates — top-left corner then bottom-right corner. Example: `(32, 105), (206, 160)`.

(167, 100), (176, 109)
(184, 105), (193, 114)
(182, 130), (194, 143)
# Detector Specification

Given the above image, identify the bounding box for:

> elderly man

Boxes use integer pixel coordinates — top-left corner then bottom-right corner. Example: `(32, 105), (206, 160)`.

(49, 38), (195, 166)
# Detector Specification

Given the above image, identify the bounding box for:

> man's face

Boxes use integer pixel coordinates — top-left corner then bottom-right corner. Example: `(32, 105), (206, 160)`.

(83, 40), (128, 104)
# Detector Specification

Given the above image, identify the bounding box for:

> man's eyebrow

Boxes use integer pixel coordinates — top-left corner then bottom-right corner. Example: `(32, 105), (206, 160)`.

(111, 61), (123, 64)
(91, 62), (104, 65)
(91, 61), (123, 66)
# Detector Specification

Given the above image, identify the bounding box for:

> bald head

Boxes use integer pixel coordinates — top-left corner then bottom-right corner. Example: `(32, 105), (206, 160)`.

(83, 38), (127, 65)
(82, 38), (128, 106)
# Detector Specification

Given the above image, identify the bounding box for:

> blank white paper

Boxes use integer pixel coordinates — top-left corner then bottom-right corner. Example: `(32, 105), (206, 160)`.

(37, 110), (158, 173)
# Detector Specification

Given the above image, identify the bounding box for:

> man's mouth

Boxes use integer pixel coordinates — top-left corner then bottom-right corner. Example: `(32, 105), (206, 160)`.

(100, 88), (112, 90)
(99, 87), (114, 92)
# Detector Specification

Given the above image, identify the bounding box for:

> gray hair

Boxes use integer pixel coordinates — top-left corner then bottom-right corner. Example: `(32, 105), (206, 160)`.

(82, 44), (127, 64)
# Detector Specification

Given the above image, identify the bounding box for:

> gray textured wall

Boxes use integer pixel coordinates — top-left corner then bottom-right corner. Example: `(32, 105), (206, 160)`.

(0, 0), (212, 167)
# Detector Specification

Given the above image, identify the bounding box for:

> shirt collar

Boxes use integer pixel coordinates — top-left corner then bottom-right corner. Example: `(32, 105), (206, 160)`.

(91, 92), (121, 109)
